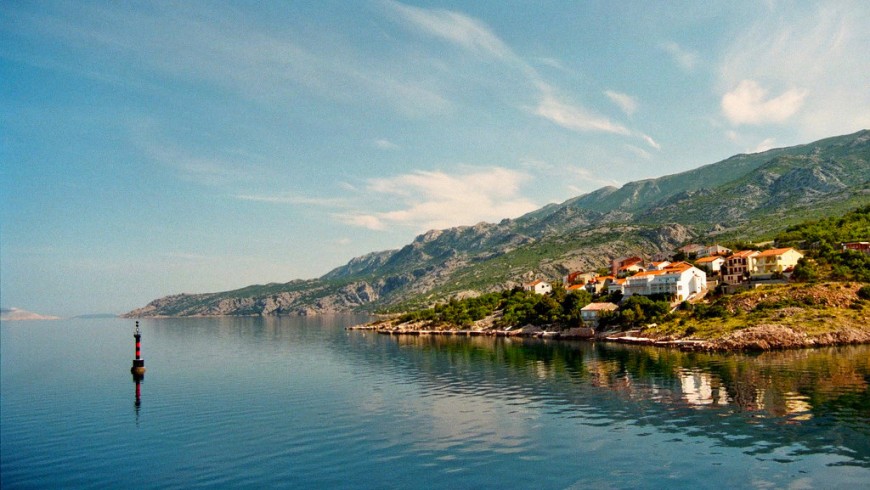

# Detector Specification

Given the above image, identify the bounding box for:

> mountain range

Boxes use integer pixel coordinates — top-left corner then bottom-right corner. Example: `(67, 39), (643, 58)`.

(125, 130), (870, 318)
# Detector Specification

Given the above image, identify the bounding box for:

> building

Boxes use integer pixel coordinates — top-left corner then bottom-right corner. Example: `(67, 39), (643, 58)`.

(622, 262), (707, 302)
(695, 255), (725, 274)
(647, 261), (671, 271)
(580, 302), (618, 327)
(585, 275), (615, 295)
(608, 278), (626, 295)
(678, 244), (706, 257)
(698, 244), (732, 258)
(566, 271), (597, 285)
(752, 247), (804, 277)
(611, 256), (644, 276)
(843, 242), (870, 254)
(523, 280), (552, 295)
(722, 250), (758, 285)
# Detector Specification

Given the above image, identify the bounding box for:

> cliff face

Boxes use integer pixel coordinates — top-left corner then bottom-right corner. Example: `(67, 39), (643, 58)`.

(125, 130), (870, 318)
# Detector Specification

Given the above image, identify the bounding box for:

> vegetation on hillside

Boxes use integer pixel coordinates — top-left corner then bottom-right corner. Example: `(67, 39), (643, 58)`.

(397, 285), (595, 329)
(775, 205), (870, 282)
(384, 205), (870, 337)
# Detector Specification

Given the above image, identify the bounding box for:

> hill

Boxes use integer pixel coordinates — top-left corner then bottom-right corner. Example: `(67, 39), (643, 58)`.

(1, 308), (62, 321)
(125, 130), (870, 318)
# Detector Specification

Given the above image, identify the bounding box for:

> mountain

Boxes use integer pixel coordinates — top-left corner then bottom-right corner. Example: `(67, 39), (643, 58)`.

(1, 308), (62, 321)
(125, 130), (870, 318)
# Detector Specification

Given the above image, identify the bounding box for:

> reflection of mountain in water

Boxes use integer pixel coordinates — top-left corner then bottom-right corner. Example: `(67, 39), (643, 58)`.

(342, 333), (870, 467)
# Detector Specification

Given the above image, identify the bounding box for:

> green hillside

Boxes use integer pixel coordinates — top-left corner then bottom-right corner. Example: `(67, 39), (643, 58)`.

(125, 130), (870, 318)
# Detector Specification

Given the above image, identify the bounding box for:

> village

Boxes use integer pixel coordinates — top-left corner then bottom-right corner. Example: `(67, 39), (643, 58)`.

(522, 243), (818, 329)
(354, 235), (869, 350)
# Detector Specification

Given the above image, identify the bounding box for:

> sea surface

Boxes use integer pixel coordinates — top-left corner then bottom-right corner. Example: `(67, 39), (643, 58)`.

(2, 316), (869, 489)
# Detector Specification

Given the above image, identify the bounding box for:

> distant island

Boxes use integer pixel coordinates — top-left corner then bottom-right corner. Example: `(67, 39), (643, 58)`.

(1, 308), (61, 321)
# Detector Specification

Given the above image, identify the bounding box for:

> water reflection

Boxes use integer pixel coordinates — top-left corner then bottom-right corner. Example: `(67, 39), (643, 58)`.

(347, 333), (870, 466)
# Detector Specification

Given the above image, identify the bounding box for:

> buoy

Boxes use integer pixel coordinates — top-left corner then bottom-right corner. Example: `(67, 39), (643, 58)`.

(131, 321), (146, 378)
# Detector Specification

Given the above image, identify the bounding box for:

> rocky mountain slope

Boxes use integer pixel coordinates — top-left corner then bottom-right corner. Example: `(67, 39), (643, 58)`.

(125, 130), (870, 318)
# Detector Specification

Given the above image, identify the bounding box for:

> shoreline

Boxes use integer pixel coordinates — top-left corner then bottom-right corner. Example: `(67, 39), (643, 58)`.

(346, 322), (870, 352)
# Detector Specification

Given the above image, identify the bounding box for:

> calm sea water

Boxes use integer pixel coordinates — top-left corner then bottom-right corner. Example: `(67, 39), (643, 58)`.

(2, 316), (869, 489)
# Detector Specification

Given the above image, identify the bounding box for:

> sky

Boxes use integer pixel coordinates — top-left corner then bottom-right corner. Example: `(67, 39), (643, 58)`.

(2, 1), (869, 317)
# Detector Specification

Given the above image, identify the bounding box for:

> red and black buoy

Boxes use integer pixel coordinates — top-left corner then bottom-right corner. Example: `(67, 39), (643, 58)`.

(131, 321), (146, 379)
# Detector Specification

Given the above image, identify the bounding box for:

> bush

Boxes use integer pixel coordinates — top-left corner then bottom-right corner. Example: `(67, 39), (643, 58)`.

(858, 285), (870, 301)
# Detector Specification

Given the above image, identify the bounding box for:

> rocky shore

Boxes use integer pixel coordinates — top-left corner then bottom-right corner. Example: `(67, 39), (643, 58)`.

(348, 318), (870, 352)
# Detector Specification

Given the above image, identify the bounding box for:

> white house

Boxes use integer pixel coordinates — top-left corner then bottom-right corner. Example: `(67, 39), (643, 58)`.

(695, 255), (725, 274)
(622, 262), (707, 301)
(607, 278), (626, 295)
(523, 280), (552, 295)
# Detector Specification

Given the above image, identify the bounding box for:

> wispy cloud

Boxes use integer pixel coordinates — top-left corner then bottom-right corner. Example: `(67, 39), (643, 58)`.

(624, 145), (653, 160)
(721, 79), (808, 125)
(717, 3), (869, 135)
(384, 0), (512, 60)
(135, 137), (253, 187)
(385, 1), (661, 148)
(604, 90), (638, 117)
(335, 167), (538, 232)
(535, 90), (631, 136)
(638, 133), (661, 150)
(5, 2), (452, 117)
(234, 193), (346, 207)
(661, 41), (699, 72)
(373, 139), (400, 150)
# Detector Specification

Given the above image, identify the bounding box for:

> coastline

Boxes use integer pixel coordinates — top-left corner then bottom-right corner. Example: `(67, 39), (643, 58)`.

(349, 282), (870, 352)
(347, 321), (870, 352)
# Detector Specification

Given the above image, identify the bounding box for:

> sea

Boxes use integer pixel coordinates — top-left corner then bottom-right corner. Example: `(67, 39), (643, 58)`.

(2, 316), (868, 489)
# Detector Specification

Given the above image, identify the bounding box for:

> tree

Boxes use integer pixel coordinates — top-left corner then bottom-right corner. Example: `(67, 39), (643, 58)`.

(791, 257), (818, 282)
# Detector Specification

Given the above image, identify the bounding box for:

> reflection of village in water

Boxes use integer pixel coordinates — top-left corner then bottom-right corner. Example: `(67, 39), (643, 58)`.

(385, 334), (869, 426)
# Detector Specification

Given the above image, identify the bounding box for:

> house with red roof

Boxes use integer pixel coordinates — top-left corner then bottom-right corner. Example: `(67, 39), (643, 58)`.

(695, 255), (725, 274)
(722, 250), (759, 285)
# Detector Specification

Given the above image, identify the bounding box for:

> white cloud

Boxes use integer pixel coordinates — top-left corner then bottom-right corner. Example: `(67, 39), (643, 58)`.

(374, 139), (400, 150)
(661, 41), (699, 71)
(234, 193), (345, 207)
(604, 90), (638, 116)
(336, 167), (538, 232)
(721, 79), (808, 125)
(625, 145), (652, 160)
(384, 0), (512, 60)
(750, 137), (776, 154)
(717, 3), (870, 136)
(535, 92), (631, 135)
(639, 133), (661, 150)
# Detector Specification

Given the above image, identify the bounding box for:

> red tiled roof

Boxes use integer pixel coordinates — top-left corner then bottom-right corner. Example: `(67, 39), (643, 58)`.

(728, 250), (758, 259)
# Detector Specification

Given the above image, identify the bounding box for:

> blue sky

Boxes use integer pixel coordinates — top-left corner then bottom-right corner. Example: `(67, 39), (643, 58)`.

(2, 1), (868, 316)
